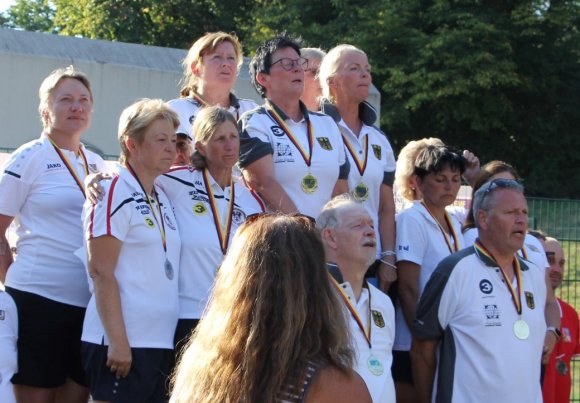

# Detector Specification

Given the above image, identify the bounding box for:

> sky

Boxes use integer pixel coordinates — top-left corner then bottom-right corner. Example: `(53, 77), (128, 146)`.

(0, 0), (14, 13)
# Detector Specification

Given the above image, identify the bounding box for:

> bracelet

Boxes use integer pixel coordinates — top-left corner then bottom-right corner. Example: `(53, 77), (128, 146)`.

(379, 259), (397, 270)
(380, 250), (396, 259)
(546, 326), (561, 341)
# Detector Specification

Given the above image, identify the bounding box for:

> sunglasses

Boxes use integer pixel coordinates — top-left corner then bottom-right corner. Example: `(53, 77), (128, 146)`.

(478, 178), (524, 207)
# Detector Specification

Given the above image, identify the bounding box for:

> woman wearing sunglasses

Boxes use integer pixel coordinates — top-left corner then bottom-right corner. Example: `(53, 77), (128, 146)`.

(392, 145), (466, 402)
(239, 34), (349, 220)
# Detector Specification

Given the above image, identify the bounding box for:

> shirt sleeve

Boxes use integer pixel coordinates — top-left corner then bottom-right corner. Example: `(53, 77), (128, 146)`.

(396, 210), (429, 265)
(0, 145), (40, 217)
(85, 176), (131, 242)
(238, 110), (274, 168)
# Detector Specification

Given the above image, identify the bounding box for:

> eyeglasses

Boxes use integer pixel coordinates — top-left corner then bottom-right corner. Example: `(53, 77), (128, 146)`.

(270, 57), (309, 71)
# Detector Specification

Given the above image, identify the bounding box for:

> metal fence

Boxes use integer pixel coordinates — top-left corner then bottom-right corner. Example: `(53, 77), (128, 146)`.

(528, 197), (580, 401)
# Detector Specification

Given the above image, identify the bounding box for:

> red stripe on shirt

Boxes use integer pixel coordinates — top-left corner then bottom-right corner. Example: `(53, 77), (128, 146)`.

(249, 188), (266, 212)
(106, 176), (120, 236)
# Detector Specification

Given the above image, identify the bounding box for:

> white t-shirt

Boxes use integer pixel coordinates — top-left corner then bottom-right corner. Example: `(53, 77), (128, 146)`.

(394, 201), (464, 351)
(414, 247), (546, 403)
(463, 228), (549, 270)
(168, 93), (258, 139)
(81, 166), (180, 348)
(157, 167), (265, 319)
(0, 135), (105, 307)
(0, 288), (17, 403)
(239, 100), (348, 219)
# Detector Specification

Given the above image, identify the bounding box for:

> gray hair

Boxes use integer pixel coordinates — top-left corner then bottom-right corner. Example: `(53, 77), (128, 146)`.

(472, 179), (525, 228)
(316, 193), (361, 232)
(318, 44), (366, 103)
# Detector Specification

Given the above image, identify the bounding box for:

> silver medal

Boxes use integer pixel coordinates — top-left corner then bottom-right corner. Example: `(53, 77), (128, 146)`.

(513, 319), (530, 340)
(165, 259), (174, 280)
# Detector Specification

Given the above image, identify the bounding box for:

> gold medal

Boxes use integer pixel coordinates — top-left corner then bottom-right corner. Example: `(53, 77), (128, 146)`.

(513, 319), (530, 340)
(367, 355), (384, 376)
(353, 182), (369, 201)
(301, 173), (318, 194)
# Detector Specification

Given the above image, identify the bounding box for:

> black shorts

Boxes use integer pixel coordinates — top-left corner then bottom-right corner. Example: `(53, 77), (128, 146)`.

(391, 350), (413, 383)
(6, 287), (87, 388)
(82, 342), (173, 403)
(173, 318), (199, 355)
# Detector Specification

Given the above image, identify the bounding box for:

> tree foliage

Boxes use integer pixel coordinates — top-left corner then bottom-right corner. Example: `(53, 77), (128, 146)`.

(3, 0), (580, 196)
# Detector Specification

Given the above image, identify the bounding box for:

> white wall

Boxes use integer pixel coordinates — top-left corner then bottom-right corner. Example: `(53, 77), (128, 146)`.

(0, 28), (380, 159)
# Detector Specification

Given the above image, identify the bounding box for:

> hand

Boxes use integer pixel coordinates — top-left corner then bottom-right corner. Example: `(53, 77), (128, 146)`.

(542, 330), (558, 364)
(377, 260), (397, 293)
(107, 342), (132, 378)
(462, 150), (480, 186)
(85, 172), (109, 204)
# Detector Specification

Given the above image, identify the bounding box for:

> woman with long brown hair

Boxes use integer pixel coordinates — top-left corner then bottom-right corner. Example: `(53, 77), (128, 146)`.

(170, 214), (371, 403)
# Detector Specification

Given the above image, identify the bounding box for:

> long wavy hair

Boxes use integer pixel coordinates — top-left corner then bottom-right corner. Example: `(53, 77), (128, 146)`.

(170, 214), (354, 403)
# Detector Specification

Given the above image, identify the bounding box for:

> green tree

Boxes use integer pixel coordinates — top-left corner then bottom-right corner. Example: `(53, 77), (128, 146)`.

(2, 0), (56, 32)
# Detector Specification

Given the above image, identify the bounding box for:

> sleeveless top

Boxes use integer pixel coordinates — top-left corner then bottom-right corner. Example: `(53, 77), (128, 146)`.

(277, 361), (321, 402)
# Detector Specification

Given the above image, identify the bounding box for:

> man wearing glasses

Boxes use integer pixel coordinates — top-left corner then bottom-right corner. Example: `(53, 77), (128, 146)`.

(412, 179), (560, 403)
(238, 34), (349, 220)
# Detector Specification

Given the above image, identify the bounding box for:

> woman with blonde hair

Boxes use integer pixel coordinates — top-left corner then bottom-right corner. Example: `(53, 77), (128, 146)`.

(158, 106), (265, 352)
(169, 32), (257, 143)
(170, 214), (371, 403)
(0, 66), (105, 403)
(318, 44), (397, 292)
(81, 99), (181, 402)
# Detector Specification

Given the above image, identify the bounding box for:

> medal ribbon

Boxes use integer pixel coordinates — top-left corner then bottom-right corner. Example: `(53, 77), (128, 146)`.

(474, 240), (523, 315)
(329, 275), (372, 348)
(47, 135), (89, 198)
(266, 105), (314, 167)
(202, 169), (235, 255)
(420, 202), (460, 253)
(519, 246), (529, 260)
(126, 163), (167, 254)
(342, 134), (369, 177)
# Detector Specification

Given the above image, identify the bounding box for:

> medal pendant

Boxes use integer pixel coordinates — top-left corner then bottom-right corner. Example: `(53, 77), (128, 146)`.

(367, 355), (384, 376)
(353, 182), (369, 202)
(301, 173), (318, 194)
(164, 259), (174, 280)
(513, 319), (530, 340)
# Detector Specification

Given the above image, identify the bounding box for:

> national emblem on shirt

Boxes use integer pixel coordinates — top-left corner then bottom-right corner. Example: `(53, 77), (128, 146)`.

(525, 291), (535, 309)
(372, 144), (382, 159)
(372, 310), (385, 328)
(232, 208), (247, 225)
(316, 137), (333, 151)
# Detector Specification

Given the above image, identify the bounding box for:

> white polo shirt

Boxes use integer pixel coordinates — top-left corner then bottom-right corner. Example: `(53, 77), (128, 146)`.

(239, 100), (349, 219)
(394, 201), (464, 351)
(157, 167), (265, 319)
(81, 166), (180, 349)
(0, 135), (105, 307)
(414, 247), (546, 403)
(328, 265), (395, 403)
(168, 93), (258, 138)
(463, 228), (549, 270)
(321, 102), (396, 257)
(0, 288), (17, 403)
